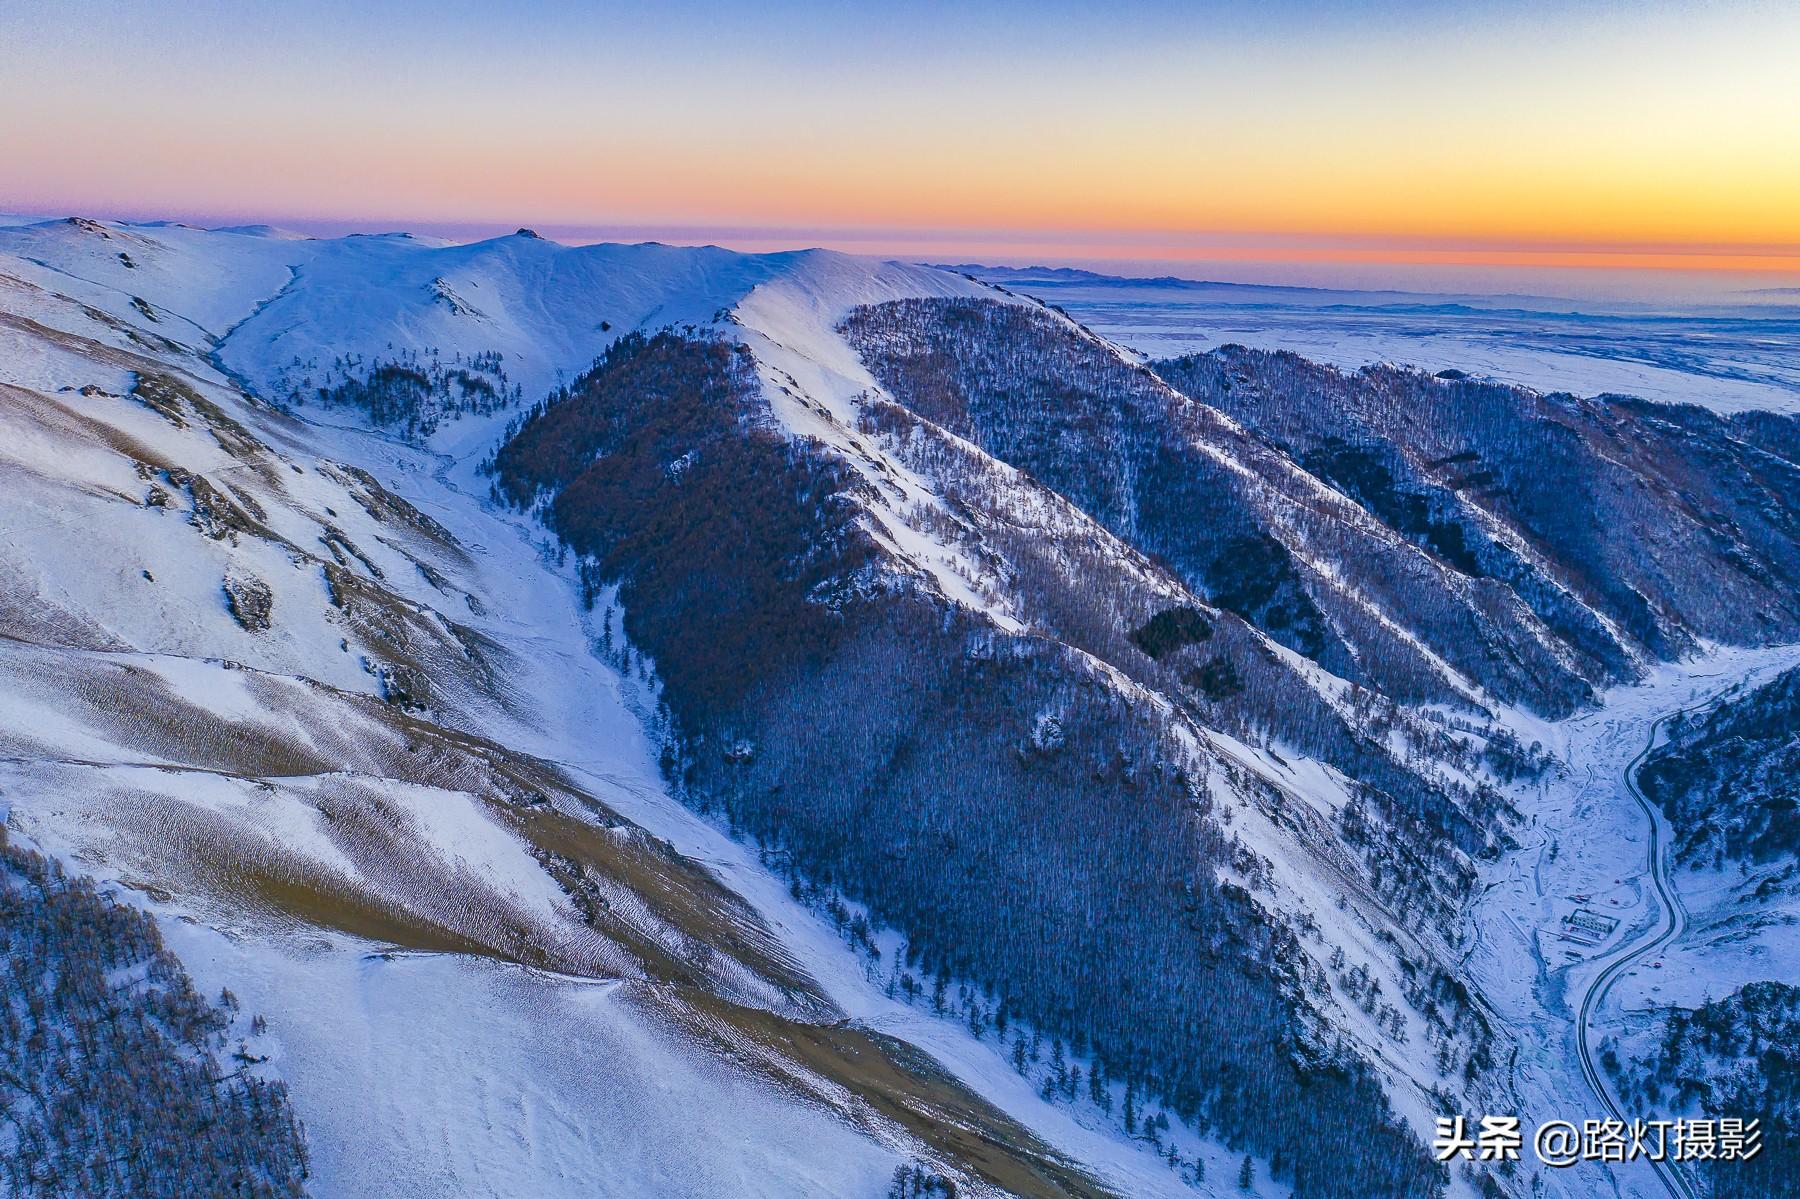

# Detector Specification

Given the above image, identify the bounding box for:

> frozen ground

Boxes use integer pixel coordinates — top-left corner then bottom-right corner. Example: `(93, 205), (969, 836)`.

(964, 268), (1800, 415)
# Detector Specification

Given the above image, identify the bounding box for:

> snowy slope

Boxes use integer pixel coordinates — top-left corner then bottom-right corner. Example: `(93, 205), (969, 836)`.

(216, 233), (796, 404)
(0, 220), (1237, 1199)
(0, 217), (309, 340)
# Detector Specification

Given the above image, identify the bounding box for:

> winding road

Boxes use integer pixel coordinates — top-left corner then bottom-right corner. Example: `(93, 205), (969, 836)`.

(1572, 693), (1728, 1199)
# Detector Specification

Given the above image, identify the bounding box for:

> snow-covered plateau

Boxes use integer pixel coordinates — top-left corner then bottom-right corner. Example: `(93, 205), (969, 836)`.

(961, 266), (1800, 416)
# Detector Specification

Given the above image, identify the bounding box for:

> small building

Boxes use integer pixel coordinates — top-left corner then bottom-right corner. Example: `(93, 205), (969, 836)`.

(1567, 908), (1618, 937)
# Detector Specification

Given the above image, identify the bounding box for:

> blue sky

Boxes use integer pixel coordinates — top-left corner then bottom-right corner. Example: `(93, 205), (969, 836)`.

(3, 0), (1795, 278)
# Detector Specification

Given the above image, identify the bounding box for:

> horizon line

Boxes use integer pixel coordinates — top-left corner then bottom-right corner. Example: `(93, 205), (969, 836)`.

(9, 205), (1800, 277)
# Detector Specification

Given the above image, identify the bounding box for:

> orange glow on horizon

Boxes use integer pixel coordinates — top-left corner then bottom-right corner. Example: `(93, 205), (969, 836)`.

(1018, 243), (1800, 275)
(3, 1), (1796, 275)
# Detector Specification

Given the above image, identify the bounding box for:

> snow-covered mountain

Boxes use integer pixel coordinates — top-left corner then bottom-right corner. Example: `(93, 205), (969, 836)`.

(1, 216), (1796, 1199)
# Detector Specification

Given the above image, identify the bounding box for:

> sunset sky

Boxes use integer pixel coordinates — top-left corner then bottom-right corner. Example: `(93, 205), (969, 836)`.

(4, 0), (1797, 273)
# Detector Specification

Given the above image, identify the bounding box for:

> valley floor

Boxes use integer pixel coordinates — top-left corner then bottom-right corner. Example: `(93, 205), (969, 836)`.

(1467, 644), (1800, 1199)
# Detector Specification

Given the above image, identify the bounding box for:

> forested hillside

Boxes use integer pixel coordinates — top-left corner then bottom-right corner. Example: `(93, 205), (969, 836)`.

(1609, 981), (1800, 1199)
(845, 300), (1592, 714)
(0, 833), (309, 1199)
(493, 330), (1447, 1199)
(840, 301), (1800, 721)
(305, 347), (519, 439)
(1153, 346), (1800, 695)
(1639, 668), (1800, 865)
(493, 299), (1800, 1199)
(0, 239), (1160, 1199)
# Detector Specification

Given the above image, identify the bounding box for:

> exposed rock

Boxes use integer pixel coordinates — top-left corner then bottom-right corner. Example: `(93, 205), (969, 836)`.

(222, 572), (273, 632)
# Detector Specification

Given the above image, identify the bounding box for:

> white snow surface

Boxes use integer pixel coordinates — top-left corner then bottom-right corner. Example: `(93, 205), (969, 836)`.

(0, 220), (1240, 1199)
